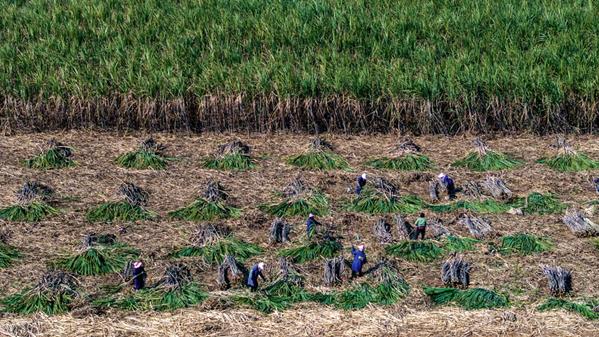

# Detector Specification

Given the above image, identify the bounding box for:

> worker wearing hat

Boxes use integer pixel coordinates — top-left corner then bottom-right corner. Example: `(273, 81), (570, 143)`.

(132, 260), (147, 291)
(438, 173), (456, 200)
(247, 262), (266, 292)
(355, 173), (367, 195)
(306, 213), (321, 238)
(351, 244), (367, 279)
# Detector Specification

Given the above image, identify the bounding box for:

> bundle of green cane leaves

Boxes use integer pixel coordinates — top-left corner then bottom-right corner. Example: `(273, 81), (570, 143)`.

(24, 139), (75, 170)
(511, 192), (566, 215)
(442, 235), (480, 253)
(86, 182), (155, 222)
(537, 298), (599, 320)
(1, 271), (79, 315)
(0, 230), (21, 268)
(346, 177), (421, 214)
(259, 176), (329, 217)
(385, 240), (444, 262)
(0, 181), (58, 222)
(498, 233), (552, 256)
(203, 140), (255, 171)
(172, 224), (262, 264)
(169, 181), (241, 221)
(452, 138), (521, 171)
(278, 232), (342, 264)
(424, 287), (509, 310)
(366, 139), (434, 171)
(54, 234), (139, 276)
(314, 261), (410, 310)
(287, 137), (350, 171)
(116, 137), (175, 170)
(426, 199), (512, 214)
(538, 137), (599, 172)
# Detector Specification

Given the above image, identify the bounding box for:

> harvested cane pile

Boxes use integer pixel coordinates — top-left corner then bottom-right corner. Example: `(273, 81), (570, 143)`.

(260, 176), (329, 217)
(86, 182), (155, 222)
(423, 286), (508, 310)
(366, 138), (434, 171)
(172, 224), (262, 264)
(0, 181), (59, 222)
(269, 218), (291, 244)
(203, 140), (255, 171)
(538, 136), (599, 172)
(395, 215), (416, 240)
(480, 176), (513, 200)
(287, 137), (350, 171)
(498, 233), (552, 255)
(169, 181), (241, 221)
(217, 255), (246, 290)
(24, 139), (75, 170)
(54, 233), (139, 276)
(0, 271), (79, 315)
(429, 179), (441, 202)
(279, 232), (343, 264)
(116, 137), (173, 170)
(323, 256), (345, 286)
(427, 218), (451, 239)
(0, 229), (21, 268)
(452, 138), (521, 171)
(562, 208), (599, 237)
(441, 254), (471, 288)
(458, 214), (494, 239)
(373, 218), (393, 244)
(542, 265), (572, 296)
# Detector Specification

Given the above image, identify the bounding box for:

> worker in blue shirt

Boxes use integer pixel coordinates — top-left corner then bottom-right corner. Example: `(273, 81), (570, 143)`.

(355, 173), (367, 195)
(306, 213), (320, 238)
(247, 262), (266, 292)
(438, 173), (456, 200)
(351, 245), (367, 279)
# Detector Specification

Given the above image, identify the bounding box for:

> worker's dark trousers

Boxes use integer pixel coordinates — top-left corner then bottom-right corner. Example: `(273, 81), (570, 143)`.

(447, 183), (456, 199)
(416, 227), (426, 240)
(248, 285), (258, 292)
(351, 271), (363, 279)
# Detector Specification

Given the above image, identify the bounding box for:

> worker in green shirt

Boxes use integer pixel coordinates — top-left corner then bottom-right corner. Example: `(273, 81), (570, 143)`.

(414, 213), (427, 240)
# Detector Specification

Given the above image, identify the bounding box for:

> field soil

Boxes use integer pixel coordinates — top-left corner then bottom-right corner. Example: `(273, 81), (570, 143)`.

(1, 131), (599, 336)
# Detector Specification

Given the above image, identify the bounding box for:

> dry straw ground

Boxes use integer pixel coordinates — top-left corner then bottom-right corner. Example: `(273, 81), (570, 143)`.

(1, 131), (599, 336)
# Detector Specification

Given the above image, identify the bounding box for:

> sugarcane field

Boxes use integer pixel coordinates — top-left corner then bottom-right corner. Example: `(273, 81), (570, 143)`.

(2, 0), (599, 336)
(0, 133), (597, 336)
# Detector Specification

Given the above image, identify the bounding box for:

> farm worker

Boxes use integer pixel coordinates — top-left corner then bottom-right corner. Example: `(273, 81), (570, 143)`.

(594, 177), (599, 194)
(355, 173), (367, 195)
(247, 262), (266, 292)
(414, 213), (427, 240)
(306, 213), (321, 238)
(132, 260), (147, 290)
(438, 173), (456, 200)
(351, 245), (367, 278)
